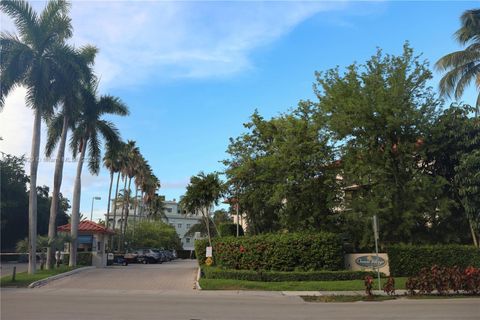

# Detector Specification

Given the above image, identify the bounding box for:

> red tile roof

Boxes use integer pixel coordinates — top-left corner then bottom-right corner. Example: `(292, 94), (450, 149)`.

(57, 220), (115, 234)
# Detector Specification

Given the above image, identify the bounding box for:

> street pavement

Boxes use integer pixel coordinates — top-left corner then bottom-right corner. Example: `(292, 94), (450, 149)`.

(1, 259), (479, 320)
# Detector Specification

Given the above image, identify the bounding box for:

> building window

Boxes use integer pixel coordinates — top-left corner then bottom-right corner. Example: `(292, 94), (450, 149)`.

(186, 224), (191, 229)
(167, 208), (172, 213)
(185, 238), (190, 243)
(178, 223), (182, 228)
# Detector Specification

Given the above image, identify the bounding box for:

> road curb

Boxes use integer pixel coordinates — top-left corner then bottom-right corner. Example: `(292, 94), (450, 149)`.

(28, 266), (95, 288)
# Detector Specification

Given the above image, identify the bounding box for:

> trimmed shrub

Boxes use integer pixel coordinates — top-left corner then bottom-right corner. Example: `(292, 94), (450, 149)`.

(406, 265), (480, 295)
(388, 245), (480, 277)
(195, 232), (343, 271)
(202, 266), (384, 282)
(218, 223), (244, 237)
(62, 252), (92, 266)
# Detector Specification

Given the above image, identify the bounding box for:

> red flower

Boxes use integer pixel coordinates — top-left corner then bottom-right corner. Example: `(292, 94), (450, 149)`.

(239, 245), (245, 253)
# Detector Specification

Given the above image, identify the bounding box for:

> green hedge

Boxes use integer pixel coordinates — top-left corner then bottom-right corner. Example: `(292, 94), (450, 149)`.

(195, 232), (343, 271)
(62, 252), (92, 266)
(202, 266), (384, 282)
(388, 245), (480, 277)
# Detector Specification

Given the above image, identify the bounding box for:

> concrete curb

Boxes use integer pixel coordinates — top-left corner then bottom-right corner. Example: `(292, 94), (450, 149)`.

(28, 266), (95, 289)
(195, 267), (202, 290)
(281, 290), (407, 296)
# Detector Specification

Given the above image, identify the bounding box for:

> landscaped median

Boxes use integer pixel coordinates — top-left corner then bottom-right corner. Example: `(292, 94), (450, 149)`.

(199, 266), (407, 291)
(0, 266), (89, 288)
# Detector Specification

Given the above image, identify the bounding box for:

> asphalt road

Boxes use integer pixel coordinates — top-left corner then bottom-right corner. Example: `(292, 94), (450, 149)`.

(2, 288), (479, 320)
(1, 260), (479, 320)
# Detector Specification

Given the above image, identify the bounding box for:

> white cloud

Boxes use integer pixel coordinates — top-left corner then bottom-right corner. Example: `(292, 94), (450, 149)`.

(70, 1), (347, 88)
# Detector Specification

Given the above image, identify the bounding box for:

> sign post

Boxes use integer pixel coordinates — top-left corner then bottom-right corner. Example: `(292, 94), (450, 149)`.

(372, 215), (381, 291)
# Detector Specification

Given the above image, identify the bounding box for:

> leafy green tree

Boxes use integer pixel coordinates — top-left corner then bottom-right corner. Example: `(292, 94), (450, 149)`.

(1, 0), (74, 274)
(180, 172), (224, 246)
(424, 104), (479, 246)
(314, 44), (442, 247)
(223, 102), (338, 234)
(125, 220), (182, 250)
(436, 9), (480, 114)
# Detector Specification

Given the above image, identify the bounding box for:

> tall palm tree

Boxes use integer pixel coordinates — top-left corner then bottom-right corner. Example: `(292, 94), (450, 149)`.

(68, 80), (128, 266)
(44, 45), (97, 269)
(1, 0), (73, 274)
(103, 140), (123, 232)
(121, 140), (140, 238)
(436, 9), (480, 115)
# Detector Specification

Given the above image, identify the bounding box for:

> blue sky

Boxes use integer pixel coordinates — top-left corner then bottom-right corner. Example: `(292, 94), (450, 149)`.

(1, 1), (478, 221)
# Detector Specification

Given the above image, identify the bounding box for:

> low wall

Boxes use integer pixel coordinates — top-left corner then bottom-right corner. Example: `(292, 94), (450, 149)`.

(344, 253), (390, 276)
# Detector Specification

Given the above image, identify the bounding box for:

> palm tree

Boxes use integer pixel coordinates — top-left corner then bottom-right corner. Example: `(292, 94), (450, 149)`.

(103, 140), (123, 231)
(180, 172), (224, 246)
(68, 80), (128, 266)
(44, 45), (97, 269)
(1, 0), (74, 274)
(436, 9), (480, 115)
(121, 140), (140, 238)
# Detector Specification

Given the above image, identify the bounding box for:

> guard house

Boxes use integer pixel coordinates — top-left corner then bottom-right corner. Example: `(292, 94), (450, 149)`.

(57, 220), (115, 267)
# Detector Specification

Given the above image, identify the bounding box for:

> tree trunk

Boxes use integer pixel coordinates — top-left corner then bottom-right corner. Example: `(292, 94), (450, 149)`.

(117, 177), (127, 251)
(110, 171), (121, 250)
(46, 115), (69, 270)
(28, 109), (41, 274)
(469, 218), (479, 248)
(203, 208), (212, 247)
(133, 185), (139, 236)
(123, 177), (132, 237)
(106, 170), (114, 228)
(69, 138), (88, 267)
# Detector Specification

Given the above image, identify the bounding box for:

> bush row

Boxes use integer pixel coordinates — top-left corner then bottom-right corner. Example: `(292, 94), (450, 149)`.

(388, 245), (480, 276)
(195, 232), (343, 271)
(406, 265), (480, 295)
(202, 266), (384, 282)
(62, 252), (92, 266)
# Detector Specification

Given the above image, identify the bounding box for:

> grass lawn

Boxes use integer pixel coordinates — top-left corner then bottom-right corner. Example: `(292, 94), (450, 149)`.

(199, 277), (407, 291)
(1, 266), (77, 288)
(302, 295), (396, 302)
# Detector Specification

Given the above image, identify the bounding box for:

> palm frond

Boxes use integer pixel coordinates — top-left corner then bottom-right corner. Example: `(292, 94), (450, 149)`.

(45, 112), (64, 157)
(87, 132), (101, 175)
(97, 119), (121, 147)
(98, 95), (129, 116)
(0, 0), (39, 46)
(455, 9), (480, 45)
(38, 0), (72, 43)
(0, 33), (32, 107)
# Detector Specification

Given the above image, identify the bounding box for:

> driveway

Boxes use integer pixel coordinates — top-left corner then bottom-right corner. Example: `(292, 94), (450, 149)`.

(41, 259), (197, 291)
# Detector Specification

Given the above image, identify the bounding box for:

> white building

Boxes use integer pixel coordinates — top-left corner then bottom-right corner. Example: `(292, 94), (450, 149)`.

(163, 199), (202, 250)
(106, 197), (202, 251)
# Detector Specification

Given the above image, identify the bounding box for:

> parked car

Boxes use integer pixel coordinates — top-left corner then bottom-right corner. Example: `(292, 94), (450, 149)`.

(136, 249), (162, 264)
(124, 251), (139, 263)
(108, 254), (128, 266)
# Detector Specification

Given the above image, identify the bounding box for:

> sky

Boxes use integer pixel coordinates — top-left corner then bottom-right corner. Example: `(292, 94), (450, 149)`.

(0, 0), (478, 222)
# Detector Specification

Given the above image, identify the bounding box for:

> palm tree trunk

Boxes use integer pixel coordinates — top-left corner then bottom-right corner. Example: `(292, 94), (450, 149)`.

(46, 115), (69, 270)
(133, 185), (139, 236)
(117, 177), (127, 251)
(203, 208), (212, 247)
(106, 170), (114, 227)
(69, 138), (88, 267)
(123, 177), (132, 237)
(28, 109), (41, 274)
(110, 171), (121, 250)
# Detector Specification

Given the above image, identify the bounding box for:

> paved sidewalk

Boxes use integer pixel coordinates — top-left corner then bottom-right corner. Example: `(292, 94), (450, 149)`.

(41, 259), (197, 291)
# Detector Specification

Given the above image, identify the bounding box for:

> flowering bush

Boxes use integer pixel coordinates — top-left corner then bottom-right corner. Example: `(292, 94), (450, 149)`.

(406, 265), (480, 295)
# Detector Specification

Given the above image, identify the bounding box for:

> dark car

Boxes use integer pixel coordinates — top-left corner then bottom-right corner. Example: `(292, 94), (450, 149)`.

(108, 254), (128, 266)
(136, 249), (162, 264)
